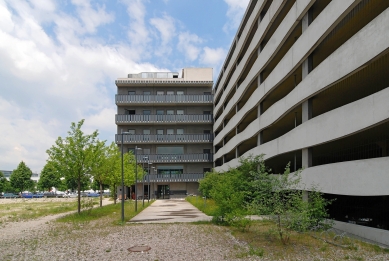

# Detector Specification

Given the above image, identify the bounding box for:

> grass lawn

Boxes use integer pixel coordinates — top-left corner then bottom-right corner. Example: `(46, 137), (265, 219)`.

(0, 198), (81, 222)
(57, 199), (152, 224)
(185, 195), (218, 216)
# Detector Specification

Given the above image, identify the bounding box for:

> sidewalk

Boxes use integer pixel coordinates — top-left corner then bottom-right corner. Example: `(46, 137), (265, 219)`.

(129, 199), (212, 223)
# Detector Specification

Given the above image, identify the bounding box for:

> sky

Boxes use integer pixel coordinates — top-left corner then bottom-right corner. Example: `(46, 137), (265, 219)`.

(0, 0), (250, 173)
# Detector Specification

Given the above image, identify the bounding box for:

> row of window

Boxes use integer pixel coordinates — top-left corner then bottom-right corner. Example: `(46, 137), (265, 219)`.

(128, 91), (211, 95)
(140, 166), (212, 175)
(125, 110), (211, 115)
(128, 147), (211, 155)
(127, 129), (211, 135)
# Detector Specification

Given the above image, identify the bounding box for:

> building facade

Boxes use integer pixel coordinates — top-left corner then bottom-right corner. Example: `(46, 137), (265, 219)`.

(213, 0), (389, 245)
(115, 68), (213, 199)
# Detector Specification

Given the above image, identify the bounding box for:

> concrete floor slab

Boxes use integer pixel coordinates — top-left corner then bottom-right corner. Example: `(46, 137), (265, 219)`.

(129, 199), (212, 223)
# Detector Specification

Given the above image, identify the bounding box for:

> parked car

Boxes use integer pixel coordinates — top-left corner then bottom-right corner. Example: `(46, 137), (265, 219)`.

(3, 193), (19, 198)
(43, 192), (60, 198)
(87, 192), (100, 197)
(22, 192), (35, 198)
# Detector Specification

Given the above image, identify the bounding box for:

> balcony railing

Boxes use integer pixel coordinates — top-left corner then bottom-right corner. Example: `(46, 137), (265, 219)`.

(135, 153), (213, 163)
(116, 114), (213, 124)
(115, 134), (213, 143)
(138, 173), (204, 182)
(116, 94), (213, 105)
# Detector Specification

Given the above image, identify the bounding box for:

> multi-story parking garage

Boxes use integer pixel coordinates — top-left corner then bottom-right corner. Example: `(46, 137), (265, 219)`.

(115, 68), (213, 199)
(212, 0), (389, 245)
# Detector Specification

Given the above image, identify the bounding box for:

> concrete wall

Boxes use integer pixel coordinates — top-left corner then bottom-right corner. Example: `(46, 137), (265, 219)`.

(214, 6), (389, 165)
(215, 87), (389, 171)
(333, 220), (389, 247)
(117, 86), (212, 95)
(214, 0), (358, 133)
(183, 68), (213, 81)
(299, 157), (389, 196)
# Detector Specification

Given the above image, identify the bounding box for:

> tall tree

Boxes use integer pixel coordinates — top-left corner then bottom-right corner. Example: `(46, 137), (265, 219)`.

(10, 161), (34, 193)
(90, 140), (109, 207)
(38, 161), (62, 191)
(46, 119), (98, 214)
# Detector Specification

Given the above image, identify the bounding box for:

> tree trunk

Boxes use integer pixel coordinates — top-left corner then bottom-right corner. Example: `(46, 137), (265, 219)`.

(99, 181), (103, 207)
(113, 182), (117, 204)
(77, 176), (81, 214)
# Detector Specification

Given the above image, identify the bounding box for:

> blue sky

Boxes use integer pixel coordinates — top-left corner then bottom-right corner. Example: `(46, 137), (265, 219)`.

(0, 0), (249, 173)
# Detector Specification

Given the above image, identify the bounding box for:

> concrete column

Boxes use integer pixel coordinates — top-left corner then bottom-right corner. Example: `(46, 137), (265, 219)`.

(257, 131), (263, 146)
(258, 103), (263, 116)
(235, 147), (239, 158)
(302, 8), (313, 33)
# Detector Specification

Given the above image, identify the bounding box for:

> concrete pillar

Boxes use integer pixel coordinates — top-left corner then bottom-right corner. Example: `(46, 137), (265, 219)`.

(257, 131), (263, 146)
(235, 147), (239, 158)
(302, 8), (313, 33)
(258, 103), (263, 117)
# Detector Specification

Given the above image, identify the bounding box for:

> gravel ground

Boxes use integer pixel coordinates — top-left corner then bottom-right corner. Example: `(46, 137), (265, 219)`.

(0, 199), (388, 261)
(0, 220), (257, 261)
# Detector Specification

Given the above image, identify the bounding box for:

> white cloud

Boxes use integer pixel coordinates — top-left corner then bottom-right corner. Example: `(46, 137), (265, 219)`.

(177, 32), (203, 61)
(121, 0), (150, 61)
(150, 14), (175, 56)
(0, 0), (166, 172)
(223, 0), (250, 33)
(200, 47), (227, 66)
(71, 0), (114, 34)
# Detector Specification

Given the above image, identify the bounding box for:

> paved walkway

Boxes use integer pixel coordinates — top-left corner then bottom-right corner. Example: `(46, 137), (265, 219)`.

(129, 199), (212, 223)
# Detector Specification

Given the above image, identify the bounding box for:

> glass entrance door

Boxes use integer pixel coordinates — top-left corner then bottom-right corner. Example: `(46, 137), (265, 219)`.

(157, 185), (170, 199)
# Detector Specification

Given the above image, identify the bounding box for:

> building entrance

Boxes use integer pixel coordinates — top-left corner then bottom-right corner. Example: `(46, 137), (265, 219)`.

(157, 185), (170, 199)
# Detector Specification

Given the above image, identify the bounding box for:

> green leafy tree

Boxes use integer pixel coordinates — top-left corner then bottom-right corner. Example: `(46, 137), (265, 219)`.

(250, 161), (332, 244)
(38, 161), (62, 191)
(10, 161), (34, 193)
(46, 119), (98, 214)
(90, 140), (110, 207)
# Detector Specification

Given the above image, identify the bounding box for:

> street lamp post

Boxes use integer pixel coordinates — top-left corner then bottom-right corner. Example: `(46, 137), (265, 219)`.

(120, 131), (129, 223)
(151, 167), (157, 199)
(134, 146), (142, 212)
(147, 162), (152, 204)
(142, 156), (148, 207)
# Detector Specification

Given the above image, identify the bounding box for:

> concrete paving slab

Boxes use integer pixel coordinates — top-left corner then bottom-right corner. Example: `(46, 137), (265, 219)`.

(128, 199), (212, 223)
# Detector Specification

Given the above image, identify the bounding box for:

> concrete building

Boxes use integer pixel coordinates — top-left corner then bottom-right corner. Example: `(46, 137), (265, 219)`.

(213, 0), (389, 245)
(115, 68), (213, 199)
(1, 170), (40, 182)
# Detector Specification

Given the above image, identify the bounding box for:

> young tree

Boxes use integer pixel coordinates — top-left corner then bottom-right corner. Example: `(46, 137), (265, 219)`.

(90, 140), (110, 207)
(46, 119), (98, 214)
(37, 161), (62, 191)
(10, 161), (34, 193)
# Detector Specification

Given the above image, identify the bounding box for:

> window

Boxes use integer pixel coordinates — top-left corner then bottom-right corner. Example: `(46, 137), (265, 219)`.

(177, 110), (184, 115)
(157, 129), (164, 135)
(204, 92), (211, 95)
(203, 168), (211, 173)
(143, 91), (151, 95)
(143, 149), (150, 155)
(157, 91), (164, 95)
(127, 129), (135, 134)
(157, 166), (183, 175)
(177, 129), (184, 134)
(157, 147), (184, 154)
(143, 130), (150, 134)
(177, 91), (184, 95)
(203, 149), (211, 154)
(167, 110), (174, 115)
(167, 91), (174, 95)
(143, 110), (151, 115)
(156, 110), (164, 115)
(203, 111), (211, 115)
(126, 110), (135, 115)
(203, 130), (211, 134)
(143, 129), (150, 141)
(167, 129), (174, 135)
(128, 91), (135, 95)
